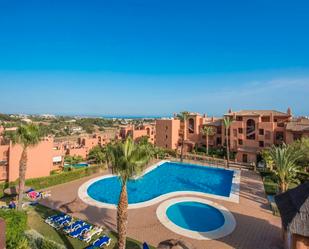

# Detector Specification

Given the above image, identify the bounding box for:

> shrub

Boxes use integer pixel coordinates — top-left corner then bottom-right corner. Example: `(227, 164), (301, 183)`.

(64, 155), (84, 165)
(0, 164), (104, 198)
(0, 210), (27, 249)
(24, 164), (104, 190)
(25, 229), (65, 249)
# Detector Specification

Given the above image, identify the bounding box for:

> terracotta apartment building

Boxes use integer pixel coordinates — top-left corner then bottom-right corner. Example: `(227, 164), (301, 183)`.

(0, 108), (308, 182)
(0, 128), (117, 182)
(120, 123), (156, 144)
(156, 108), (309, 164)
(155, 113), (222, 151)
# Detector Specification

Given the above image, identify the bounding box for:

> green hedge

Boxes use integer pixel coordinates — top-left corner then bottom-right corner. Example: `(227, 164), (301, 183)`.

(0, 210), (28, 249)
(25, 165), (104, 190)
(0, 165), (105, 197)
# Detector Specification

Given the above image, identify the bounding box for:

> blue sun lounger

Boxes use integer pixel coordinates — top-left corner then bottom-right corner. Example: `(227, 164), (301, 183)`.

(45, 213), (66, 224)
(63, 220), (84, 233)
(54, 216), (72, 228)
(85, 235), (111, 249)
(143, 242), (150, 249)
(69, 223), (92, 238)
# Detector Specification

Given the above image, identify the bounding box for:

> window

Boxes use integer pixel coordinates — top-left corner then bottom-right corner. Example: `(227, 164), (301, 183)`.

(246, 119), (256, 140)
(293, 133), (302, 141)
(236, 116), (243, 121)
(261, 116), (270, 122)
(217, 127), (222, 134)
(275, 132), (284, 143)
(165, 144), (168, 148)
(242, 154), (248, 163)
(238, 139), (243, 145)
(165, 135), (168, 139)
(238, 128), (243, 134)
(165, 126), (168, 130)
(233, 129), (237, 137)
(188, 118), (195, 133)
(216, 137), (222, 145)
(259, 129), (264, 135)
(259, 141), (264, 147)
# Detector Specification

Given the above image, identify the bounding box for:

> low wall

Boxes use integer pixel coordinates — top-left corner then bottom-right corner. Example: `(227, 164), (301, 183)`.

(0, 218), (5, 249)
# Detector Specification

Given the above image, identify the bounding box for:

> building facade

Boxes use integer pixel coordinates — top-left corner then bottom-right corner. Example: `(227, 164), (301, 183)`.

(120, 123), (156, 144)
(155, 113), (223, 152)
(155, 108), (309, 164)
(0, 127), (117, 182)
(224, 109), (292, 163)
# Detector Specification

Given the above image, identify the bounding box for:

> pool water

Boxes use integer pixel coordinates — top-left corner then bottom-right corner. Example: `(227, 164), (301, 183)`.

(166, 201), (225, 232)
(65, 163), (89, 168)
(87, 162), (234, 205)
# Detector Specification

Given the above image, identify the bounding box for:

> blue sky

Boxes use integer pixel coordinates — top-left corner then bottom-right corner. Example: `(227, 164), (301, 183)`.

(0, 0), (309, 116)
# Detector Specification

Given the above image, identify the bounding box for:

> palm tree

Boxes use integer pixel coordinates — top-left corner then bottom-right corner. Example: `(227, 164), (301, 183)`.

(5, 124), (42, 210)
(88, 146), (106, 165)
(223, 117), (233, 168)
(201, 126), (215, 155)
(269, 144), (303, 192)
(106, 137), (150, 249)
(177, 111), (190, 162)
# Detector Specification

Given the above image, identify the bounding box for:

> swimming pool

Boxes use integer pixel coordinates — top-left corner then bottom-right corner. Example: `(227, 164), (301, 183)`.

(157, 197), (236, 240)
(64, 163), (89, 168)
(166, 201), (225, 232)
(80, 161), (239, 208)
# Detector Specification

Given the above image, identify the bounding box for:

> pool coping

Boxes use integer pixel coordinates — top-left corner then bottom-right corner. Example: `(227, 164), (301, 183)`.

(156, 197), (236, 240)
(78, 160), (241, 210)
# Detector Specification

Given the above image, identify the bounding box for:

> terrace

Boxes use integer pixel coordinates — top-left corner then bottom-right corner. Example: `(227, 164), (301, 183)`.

(40, 161), (282, 249)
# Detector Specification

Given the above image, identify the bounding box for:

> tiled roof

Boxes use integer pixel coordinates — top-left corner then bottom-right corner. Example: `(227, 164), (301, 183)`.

(205, 119), (222, 127)
(225, 110), (289, 117)
(286, 118), (309, 132)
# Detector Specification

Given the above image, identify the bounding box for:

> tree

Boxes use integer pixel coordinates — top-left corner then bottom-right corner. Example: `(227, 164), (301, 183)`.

(88, 146), (106, 164)
(261, 149), (274, 171)
(269, 144), (303, 192)
(106, 137), (150, 249)
(223, 117), (233, 168)
(201, 126), (215, 155)
(290, 137), (309, 168)
(177, 111), (190, 162)
(64, 155), (83, 165)
(5, 124), (43, 210)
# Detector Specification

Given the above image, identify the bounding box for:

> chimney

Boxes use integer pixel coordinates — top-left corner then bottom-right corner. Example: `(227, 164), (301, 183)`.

(287, 107), (292, 116)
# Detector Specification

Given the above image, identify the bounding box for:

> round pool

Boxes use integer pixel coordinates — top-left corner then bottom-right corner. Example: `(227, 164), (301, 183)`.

(156, 197), (236, 240)
(166, 201), (225, 232)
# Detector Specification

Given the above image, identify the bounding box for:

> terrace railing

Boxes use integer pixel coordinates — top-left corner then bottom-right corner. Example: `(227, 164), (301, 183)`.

(172, 153), (255, 170)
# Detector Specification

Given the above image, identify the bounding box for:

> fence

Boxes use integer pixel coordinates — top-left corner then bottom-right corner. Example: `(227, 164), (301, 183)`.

(172, 153), (256, 170)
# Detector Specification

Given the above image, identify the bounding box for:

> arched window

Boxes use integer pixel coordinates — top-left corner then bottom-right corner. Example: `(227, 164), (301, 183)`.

(246, 119), (256, 140)
(188, 118), (195, 133)
(146, 128), (150, 136)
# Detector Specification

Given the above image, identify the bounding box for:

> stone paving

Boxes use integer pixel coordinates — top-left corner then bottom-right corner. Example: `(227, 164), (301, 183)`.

(41, 168), (283, 249)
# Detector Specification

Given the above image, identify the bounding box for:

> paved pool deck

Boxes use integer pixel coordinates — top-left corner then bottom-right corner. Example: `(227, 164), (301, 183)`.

(40, 167), (283, 249)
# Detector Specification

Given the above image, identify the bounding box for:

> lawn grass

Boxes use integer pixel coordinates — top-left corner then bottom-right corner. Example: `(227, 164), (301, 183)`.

(27, 204), (153, 249)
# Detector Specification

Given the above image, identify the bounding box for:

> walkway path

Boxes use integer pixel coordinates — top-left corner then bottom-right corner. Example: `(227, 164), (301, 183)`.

(41, 168), (282, 249)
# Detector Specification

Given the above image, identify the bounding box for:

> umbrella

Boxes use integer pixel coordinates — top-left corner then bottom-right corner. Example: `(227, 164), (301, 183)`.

(157, 239), (196, 249)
